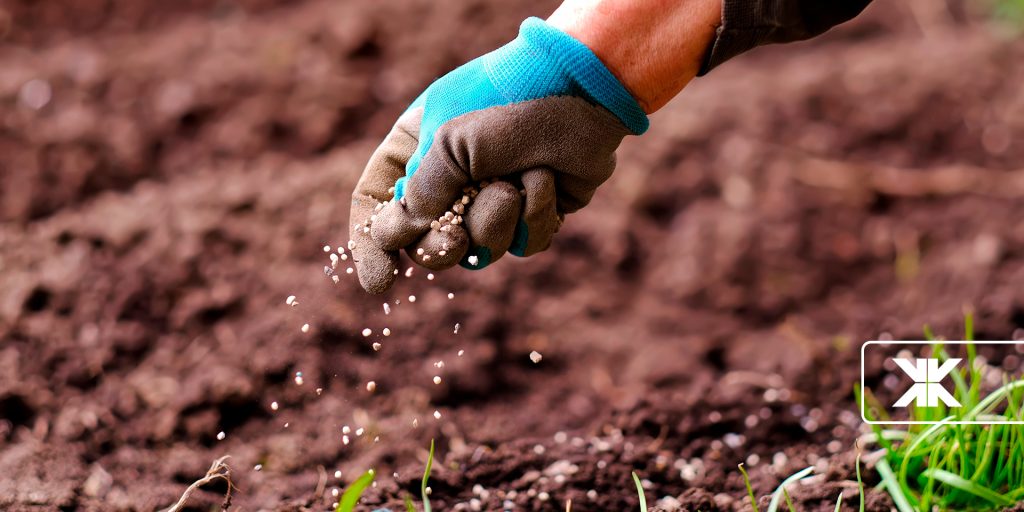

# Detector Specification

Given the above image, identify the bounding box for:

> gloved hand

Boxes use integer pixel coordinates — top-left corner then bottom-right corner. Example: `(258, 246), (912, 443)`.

(349, 17), (648, 294)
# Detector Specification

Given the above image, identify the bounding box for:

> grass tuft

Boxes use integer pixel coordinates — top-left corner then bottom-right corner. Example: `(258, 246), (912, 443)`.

(862, 314), (1024, 510)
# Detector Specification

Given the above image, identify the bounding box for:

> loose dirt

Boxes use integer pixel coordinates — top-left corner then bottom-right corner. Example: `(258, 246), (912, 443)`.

(2, 0), (1024, 510)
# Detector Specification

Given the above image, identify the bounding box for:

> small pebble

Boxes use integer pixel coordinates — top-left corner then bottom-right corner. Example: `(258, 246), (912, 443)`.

(529, 351), (543, 363)
(346, 267), (354, 274)
(331, 275), (340, 283)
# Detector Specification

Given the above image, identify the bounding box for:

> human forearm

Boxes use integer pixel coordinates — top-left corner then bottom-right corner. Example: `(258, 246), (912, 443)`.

(547, 0), (721, 114)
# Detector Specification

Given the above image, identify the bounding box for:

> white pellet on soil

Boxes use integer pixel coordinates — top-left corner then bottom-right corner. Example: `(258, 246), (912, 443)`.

(382, 328), (391, 336)
(372, 342), (382, 351)
(217, 431), (226, 440)
(366, 381), (376, 392)
(271, 401), (279, 411)
(348, 240), (355, 250)
(433, 376), (442, 385)
(323, 245), (331, 252)
(362, 328), (372, 337)
(334, 470), (342, 478)
(458, 349), (465, 356)
(447, 292), (454, 299)
(331, 488), (339, 497)
(529, 351), (543, 363)
(301, 323), (310, 333)
(286, 295), (297, 306)
(408, 295), (416, 303)
(254, 464), (262, 471)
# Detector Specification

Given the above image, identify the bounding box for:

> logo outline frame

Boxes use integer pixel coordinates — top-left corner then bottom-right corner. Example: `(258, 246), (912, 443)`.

(860, 340), (1024, 425)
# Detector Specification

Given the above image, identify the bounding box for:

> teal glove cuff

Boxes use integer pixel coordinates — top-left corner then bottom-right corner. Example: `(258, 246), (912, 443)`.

(395, 17), (648, 201)
(486, 18), (650, 136)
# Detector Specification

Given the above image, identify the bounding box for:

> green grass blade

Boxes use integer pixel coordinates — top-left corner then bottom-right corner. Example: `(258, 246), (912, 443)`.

(336, 469), (375, 512)
(782, 488), (796, 512)
(766, 466), (813, 512)
(856, 454), (865, 512)
(834, 493), (843, 512)
(632, 471), (647, 512)
(921, 468), (1014, 507)
(404, 495), (416, 512)
(876, 458), (916, 512)
(422, 439), (435, 512)
(738, 463), (760, 512)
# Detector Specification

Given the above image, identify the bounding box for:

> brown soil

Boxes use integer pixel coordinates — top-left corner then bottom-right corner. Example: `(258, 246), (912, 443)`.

(2, 0), (1023, 510)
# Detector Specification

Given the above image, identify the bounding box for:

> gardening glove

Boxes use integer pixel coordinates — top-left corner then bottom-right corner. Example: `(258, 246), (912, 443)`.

(350, 17), (649, 294)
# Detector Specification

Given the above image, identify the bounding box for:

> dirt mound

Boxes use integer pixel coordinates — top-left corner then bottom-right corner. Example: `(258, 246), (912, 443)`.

(1, 0), (1023, 510)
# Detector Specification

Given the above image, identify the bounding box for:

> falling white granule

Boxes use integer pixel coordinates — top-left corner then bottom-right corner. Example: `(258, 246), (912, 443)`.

(340, 253), (348, 261)
(453, 323), (460, 334)
(342, 425), (350, 434)
(383, 303), (391, 315)
(372, 342), (382, 351)
(458, 350), (465, 357)
(346, 268), (354, 274)
(382, 328), (391, 336)
(416, 248), (424, 255)
(301, 323), (310, 333)
(316, 387), (323, 395)
(356, 428), (364, 436)
(412, 419), (419, 428)
(286, 295), (297, 306)
(448, 293), (454, 300)
(433, 376), (442, 385)
(366, 381), (376, 392)
(405, 267), (414, 278)
(331, 489), (339, 497)
(271, 401), (279, 411)
(323, 245), (331, 252)
(434, 361), (445, 368)
(433, 410), (442, 420)
(529, 351), (543, 363)
(408, 295), (416, 303)
(294, 373), (304, 385)
(337, 247), (345, 254)
(217, 431), (226, 441)
(467, 255), (479, 266)
(254, 464), (262, 471)
(330, 253), (339, 266)
(427, 273), (435, 280)
(332, 275), (340, 284)
(342, 435), (350, 445)
(334, 470), (342, 478)
(347, 240), (356, 250)
(362, 328), (372, 337)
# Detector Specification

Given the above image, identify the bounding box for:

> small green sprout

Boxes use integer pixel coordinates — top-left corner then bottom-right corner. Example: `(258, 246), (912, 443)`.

(632, 471), (647, 512)
(336, 469), (375, 512)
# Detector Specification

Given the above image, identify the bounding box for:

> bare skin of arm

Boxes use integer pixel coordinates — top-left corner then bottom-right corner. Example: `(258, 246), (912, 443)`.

(547, 0), (722, 114)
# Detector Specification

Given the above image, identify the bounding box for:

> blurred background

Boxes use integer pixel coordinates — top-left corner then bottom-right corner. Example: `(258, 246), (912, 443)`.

(2, 0), (1024, 510)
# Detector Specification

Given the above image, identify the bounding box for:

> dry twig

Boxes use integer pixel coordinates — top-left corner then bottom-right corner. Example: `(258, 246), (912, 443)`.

(163, 455), (234, 512)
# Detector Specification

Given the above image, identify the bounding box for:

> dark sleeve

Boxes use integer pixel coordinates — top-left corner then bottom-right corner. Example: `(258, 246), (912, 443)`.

(697, 0), (873, 75)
